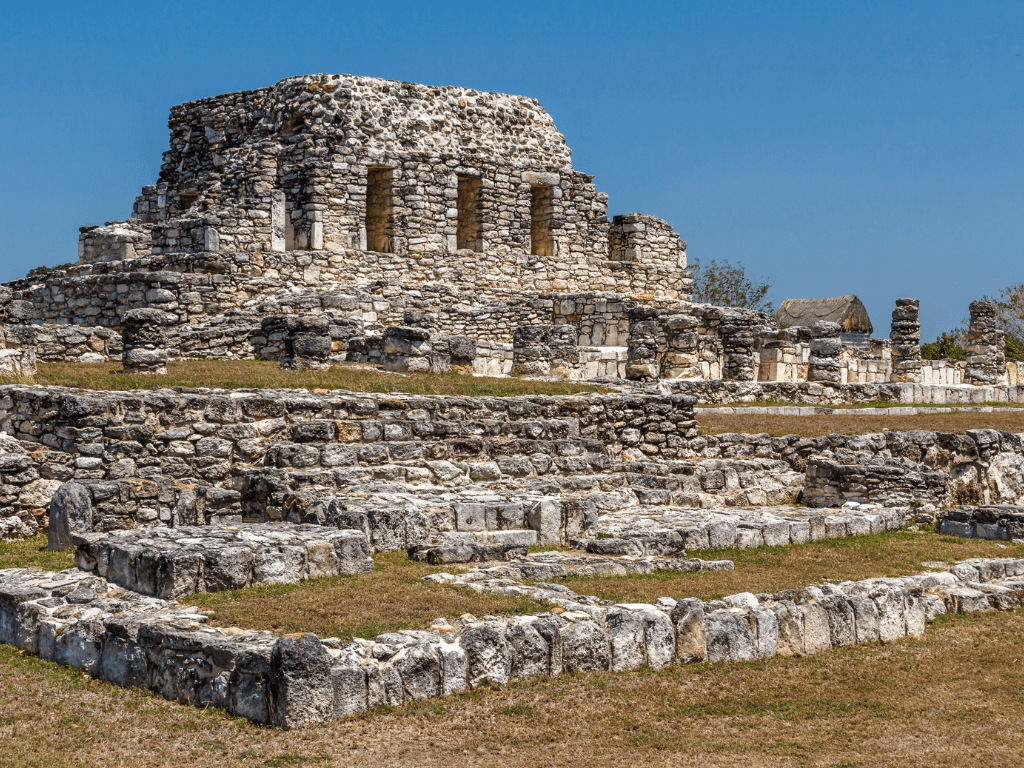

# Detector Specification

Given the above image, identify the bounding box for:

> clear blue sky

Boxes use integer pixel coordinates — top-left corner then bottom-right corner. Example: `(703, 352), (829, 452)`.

(2, 0), (1021, 341)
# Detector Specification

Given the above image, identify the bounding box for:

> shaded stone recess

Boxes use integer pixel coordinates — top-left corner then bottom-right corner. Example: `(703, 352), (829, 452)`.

(72, 523), (373, 598)
(3, 557), (1021, 726)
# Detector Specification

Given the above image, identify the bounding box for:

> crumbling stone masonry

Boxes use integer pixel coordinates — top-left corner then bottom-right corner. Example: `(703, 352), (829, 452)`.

(889, 299), (921, 383)
(121, 308), (172, 374)
(966, 300), (1005, 386)
(807, 321), (841, 384)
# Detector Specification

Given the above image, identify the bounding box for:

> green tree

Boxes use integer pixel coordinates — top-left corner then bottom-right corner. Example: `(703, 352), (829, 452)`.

(690, 258), (774, 312)
(920, 331), (966, 361)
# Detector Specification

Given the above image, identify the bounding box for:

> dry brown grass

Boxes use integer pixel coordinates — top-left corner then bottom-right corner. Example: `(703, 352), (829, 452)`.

(702, 410), (1024, 437)
(186, 551), (546, 640)
(0, 360), (609, 397)
(563, 530), (1024, 604)
(2, 609), (1023, 767)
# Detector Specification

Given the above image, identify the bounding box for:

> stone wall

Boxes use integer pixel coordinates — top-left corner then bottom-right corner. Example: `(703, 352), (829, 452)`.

(3, 558), (1020, 726)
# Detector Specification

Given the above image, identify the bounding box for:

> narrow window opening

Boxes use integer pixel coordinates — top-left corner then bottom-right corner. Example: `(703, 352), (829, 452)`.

(365, 167), (394, 253)
(456, 175), (482, 251)
(530, 185), (554, 257)
(177, 191), (198, 211)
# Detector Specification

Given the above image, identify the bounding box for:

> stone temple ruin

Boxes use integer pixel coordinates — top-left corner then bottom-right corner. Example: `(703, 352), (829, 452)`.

(2, 74), (1024, 728)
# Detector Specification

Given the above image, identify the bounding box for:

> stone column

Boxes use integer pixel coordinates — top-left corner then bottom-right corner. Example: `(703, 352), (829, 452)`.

(512, 325), (551, 376)
(121, 308), (172, 374)
(548, 325), (580, 379)
(281, 315), (332, 371)
(807, 321), (841, 384)
(660, 313), (700, 379)
(889, 298), (921, 383)
(625, 307), (662, 380)
(965, 300), (1004, 385)
(720, 312), (761, 381)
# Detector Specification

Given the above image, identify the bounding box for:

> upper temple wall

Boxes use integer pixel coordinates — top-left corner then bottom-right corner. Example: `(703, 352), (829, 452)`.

(69, 74), (689, 299)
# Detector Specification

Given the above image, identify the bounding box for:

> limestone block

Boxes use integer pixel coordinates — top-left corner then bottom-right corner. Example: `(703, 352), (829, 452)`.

(394, 642), (441, 700)
(704, 610), (757, 662)
(671, 598), (707, 663)
(461, 625), (512, 687)
(506, 622), (549, 679)
(331, 662), (368, 716)
(268, 633), (335, 728)
(438, 640), (468, 697)
(557, 620), (610, 673)
(48, 482), (92, 551)
(606, 611), (645, 671)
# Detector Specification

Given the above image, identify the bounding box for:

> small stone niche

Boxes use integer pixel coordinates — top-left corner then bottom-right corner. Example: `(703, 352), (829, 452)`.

(365, 167), (394, 253)
(456, 175), (483, 251)
(530, 185), (555, 257)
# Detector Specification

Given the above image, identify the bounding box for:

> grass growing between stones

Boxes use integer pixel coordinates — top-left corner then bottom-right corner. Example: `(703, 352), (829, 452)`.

(2, 608), (1023, 767)
(701, 410), (1024, 437)
(0, 360), (611, 397)
(0, 534), (73, 571)
(558, 530), (1024, 604)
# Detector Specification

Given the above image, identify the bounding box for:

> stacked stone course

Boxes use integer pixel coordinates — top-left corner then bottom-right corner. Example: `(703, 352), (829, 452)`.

(889, 298), (921, 383)
(966, 300), (1005, 385)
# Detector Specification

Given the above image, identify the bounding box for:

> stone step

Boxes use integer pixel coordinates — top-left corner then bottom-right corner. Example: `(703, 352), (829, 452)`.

(72, 523), (373, 599)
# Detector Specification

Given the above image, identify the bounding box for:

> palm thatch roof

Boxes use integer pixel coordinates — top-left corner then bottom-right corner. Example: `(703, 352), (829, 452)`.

(773, 295), (873, 334)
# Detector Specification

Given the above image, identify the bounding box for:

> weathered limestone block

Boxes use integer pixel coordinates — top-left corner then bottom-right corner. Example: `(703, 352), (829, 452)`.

(280, 315), (332, 371)
(557, 620), (610, 673)
(121, 308), (172, 374)
(671, 597), (707, 663)
(47, 482), (92, 552)
(268, 633), (335, 728)
(512, 325), (551, 376)
(460, 625), (512, 687)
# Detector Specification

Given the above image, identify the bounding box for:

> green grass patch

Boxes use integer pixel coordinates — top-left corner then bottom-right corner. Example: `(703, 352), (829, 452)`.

(0, 360), (610, 397)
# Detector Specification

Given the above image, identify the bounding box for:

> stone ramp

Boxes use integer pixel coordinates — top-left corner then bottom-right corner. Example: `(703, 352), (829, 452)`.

(72, 523), (372, 599)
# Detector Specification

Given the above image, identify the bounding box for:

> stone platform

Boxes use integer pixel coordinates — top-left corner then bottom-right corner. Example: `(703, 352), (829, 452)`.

(73, 523), (373, 599)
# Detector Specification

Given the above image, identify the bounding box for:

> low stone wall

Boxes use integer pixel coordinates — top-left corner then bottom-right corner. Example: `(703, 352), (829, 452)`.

(3, 558), (1020, 726)
(803, 455), (950, 508)
(73, 523), (373, 598)
(662, 379), (1024, 405)
(937, 506), (1024, 542)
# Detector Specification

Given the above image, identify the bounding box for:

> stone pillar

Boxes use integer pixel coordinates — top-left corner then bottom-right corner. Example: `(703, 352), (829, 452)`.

(382, 325), (432, 373)
(889, 298), (921, 383)
(965, 300), (1004, 385)
(660, 313), (700, 379)
(512, 326), (551, 376)
(807, 321), (841, 384)
(548, 325), (580, 379)
(720, 313), (761, 381)
(121, 308), (172, 374)
(625, 308), (663, 380)
(281, 315), (332, 371)
(270, 190), (286, 253)
(444, 335), (477, 375)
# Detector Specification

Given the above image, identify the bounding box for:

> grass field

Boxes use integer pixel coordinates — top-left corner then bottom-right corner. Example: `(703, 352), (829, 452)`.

(0, 360), (609, 397)
(700, 409), (1024, 437)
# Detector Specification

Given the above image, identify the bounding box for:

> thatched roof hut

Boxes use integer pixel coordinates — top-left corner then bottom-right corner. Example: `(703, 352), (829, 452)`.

(773, 295), (873, 335)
